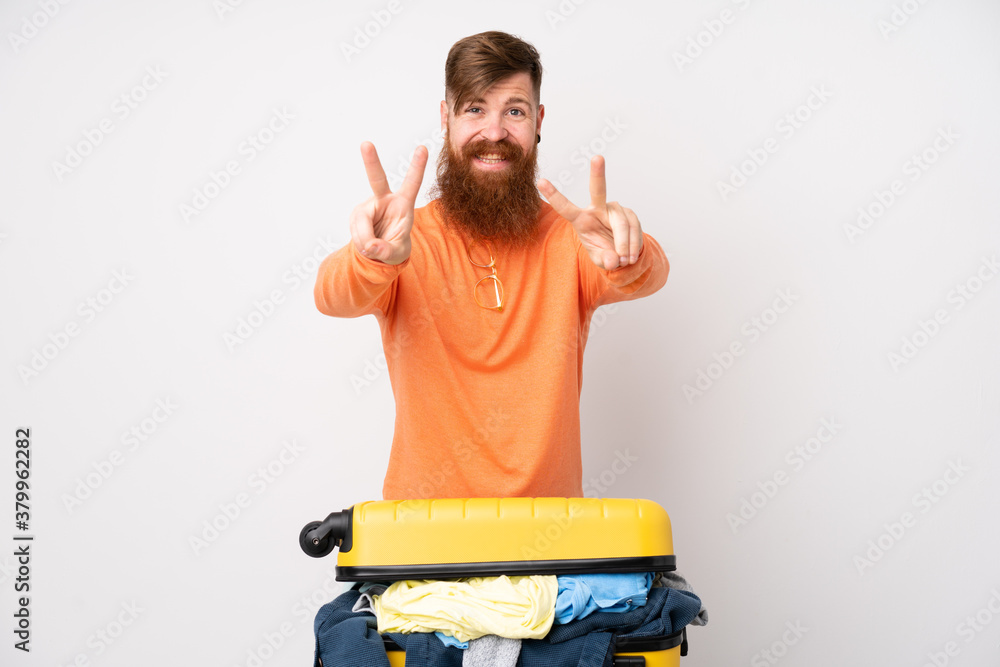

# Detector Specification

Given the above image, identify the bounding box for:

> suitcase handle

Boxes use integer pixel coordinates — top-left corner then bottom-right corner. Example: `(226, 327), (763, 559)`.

(299, 510), (351, 558)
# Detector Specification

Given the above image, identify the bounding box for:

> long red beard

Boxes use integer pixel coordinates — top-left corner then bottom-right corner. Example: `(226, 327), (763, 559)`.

(430, 132), (541, 248)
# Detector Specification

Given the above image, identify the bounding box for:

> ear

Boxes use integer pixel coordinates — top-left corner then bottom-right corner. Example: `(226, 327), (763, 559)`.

(440, 99), (448, 132)
(536, 103), (545, 134)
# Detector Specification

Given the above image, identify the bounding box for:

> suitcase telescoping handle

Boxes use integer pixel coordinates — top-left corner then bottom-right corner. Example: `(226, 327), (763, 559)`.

(299, 510), (351, 558)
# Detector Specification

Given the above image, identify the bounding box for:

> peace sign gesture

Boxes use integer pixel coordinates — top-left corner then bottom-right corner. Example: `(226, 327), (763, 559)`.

(537, 155), (644, 271)
(350, 142), (428, 265)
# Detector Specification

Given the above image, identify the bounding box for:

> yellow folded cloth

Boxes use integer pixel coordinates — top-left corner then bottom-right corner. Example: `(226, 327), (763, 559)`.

(372, 575), (557, 642)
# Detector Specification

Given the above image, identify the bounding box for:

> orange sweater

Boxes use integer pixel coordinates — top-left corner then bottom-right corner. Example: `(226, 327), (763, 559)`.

(315, 199), (668, 499)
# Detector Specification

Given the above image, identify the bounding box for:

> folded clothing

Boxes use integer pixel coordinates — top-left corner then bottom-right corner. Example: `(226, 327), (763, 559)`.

(372, 575), (558, 643)
(554, 572), (652, 624)
(314, 586), (702, 667)
(464, 635), (521, 667)
(653, 570), (709, 626)
(370, 571), (667, 645)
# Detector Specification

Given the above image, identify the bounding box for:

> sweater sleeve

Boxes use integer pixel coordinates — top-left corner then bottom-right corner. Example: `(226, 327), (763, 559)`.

(579, 232), (669, 310)
(314, 242), (408, 319)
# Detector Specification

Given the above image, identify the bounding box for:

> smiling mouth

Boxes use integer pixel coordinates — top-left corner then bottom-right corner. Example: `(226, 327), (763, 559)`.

(475, 154), (507, 164)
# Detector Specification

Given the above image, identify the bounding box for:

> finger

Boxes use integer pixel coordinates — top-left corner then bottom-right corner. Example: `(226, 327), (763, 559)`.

(589, 155), (607, 209)
(607, 202), (631, 267)
(537, 178), (581, 222)
(624, 206), (643, 264)
(600, 248), (620, 271)
(365, 236), (409, 265)
(349, 199), (377, 256)
(360, 141), (391, 198)
(396, 145), (429, 206)
(362, 238), (390, 263)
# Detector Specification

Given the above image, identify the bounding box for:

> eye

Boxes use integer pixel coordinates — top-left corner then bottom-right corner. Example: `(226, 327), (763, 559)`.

(465, 106), (482, 114)
(509, 108), (524, 116)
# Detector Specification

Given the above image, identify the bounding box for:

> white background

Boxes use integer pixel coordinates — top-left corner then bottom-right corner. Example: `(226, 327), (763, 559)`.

(2, 0), (999, 665)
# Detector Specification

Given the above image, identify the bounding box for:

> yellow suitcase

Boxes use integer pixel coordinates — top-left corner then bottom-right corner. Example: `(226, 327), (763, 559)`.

(302, 498), (691, 666)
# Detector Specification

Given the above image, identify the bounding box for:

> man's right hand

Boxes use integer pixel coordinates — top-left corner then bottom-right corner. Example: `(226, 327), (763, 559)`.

(350, 142), (428, 265)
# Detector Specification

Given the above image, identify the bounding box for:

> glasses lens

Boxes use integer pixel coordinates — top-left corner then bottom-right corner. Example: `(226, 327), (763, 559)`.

(468, 241), (494, 268)
(475, 274), (504, 310)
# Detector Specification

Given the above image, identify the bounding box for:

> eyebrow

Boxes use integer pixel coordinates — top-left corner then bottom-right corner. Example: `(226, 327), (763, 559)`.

(469, 95), (533, 107)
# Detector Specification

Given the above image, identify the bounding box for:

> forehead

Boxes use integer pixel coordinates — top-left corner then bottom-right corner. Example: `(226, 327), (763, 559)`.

(453, 71), (538, 109)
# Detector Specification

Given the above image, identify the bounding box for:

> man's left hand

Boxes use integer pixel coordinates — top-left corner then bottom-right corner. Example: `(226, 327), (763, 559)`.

(538, 155), (643, 271)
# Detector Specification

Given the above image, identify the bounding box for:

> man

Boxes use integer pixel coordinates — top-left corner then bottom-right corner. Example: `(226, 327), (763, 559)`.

(315, 31), (669, 500)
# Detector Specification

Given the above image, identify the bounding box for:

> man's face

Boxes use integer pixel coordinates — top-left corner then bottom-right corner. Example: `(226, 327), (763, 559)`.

(431, 71), (545, 247)
(439, 71), (544, 173)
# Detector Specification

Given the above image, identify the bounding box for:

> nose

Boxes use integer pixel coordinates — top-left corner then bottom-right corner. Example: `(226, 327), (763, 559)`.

(480, 113), (508, 143)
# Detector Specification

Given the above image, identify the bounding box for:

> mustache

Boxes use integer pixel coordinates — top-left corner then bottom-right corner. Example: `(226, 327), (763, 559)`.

(461, 139), (525, 162)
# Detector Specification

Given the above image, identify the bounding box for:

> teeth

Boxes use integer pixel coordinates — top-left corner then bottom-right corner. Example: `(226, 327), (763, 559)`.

(477, 154), (505, 163)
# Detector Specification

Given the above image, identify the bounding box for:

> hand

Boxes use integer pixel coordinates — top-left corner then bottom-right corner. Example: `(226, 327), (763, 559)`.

(350, 142), (428, 265)
(538, 155), (643, 270)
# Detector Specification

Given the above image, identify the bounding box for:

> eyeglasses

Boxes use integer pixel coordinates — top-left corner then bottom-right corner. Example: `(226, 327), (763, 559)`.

(467, 240), (504, 311)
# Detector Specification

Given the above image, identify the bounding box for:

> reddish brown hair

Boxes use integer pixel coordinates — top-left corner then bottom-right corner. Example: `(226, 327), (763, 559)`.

(444, 31), (543, 115)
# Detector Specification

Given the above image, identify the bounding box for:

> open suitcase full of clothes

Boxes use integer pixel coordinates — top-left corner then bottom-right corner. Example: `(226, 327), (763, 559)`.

(300, 498), (698, 667)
